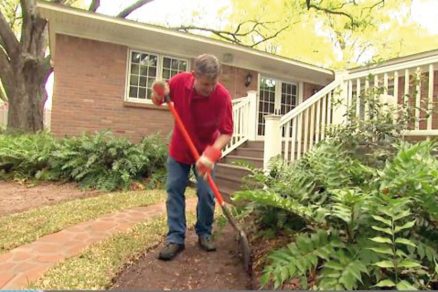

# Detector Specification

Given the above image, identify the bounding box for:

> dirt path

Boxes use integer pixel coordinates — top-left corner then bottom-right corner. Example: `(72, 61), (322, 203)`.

(0, 181), (101, 216)
(112, 224), (252, 290)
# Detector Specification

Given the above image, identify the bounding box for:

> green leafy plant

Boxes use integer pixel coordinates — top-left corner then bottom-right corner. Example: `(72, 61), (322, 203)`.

(0, 131), (167, 191)
(233, 78), (438, 289)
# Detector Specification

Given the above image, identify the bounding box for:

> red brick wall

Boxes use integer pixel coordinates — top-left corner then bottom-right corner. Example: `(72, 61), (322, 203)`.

(397, 70), (438, 131)
(51, 35), (258, 142)
(303, 82), (324, 101)
(220, 65), (258, 99)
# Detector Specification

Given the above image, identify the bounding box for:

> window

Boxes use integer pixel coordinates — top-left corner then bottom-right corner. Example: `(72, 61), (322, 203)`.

(126, 50), (188, 102)
(258, 76), (298, 136)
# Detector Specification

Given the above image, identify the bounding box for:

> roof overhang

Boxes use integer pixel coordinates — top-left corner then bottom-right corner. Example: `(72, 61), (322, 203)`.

(37, 1), (334, 85)
(348, 48), (438, 73)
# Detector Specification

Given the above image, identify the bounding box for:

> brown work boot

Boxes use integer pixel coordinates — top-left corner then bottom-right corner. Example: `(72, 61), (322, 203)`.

(198, 235), (216, 252)
(158, 242), (185, 261)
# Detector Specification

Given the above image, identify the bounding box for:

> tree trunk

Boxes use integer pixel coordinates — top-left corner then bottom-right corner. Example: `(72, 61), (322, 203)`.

(0, 0), (154, 133)
(2, 1), (49, 133)
(7, 63), (47, 132)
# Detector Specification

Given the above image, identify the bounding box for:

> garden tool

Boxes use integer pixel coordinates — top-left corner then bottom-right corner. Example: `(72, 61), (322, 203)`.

(153, 83), (251, 274)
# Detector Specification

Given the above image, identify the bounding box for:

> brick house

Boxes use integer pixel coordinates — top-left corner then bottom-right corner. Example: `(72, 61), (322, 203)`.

(37, 2), (333, 143)
(37, 2), (438, 198)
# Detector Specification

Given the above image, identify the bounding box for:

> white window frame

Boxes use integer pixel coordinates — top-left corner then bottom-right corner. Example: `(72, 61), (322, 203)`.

(124, 49), (190, 104)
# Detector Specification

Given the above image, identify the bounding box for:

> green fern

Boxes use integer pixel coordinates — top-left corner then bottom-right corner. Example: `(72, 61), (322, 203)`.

(233, 189), (328, 223)
(261, 230), (344, 289)
(369, 195), (423, 289)
(319, 249), (369, 290)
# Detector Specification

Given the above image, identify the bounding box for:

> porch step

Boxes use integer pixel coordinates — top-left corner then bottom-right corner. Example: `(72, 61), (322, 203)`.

(223, 155), (264, 168)
(215, 162), (252, 178)
(216, 174), (244, 193)
(215, 163), (254, 204)
(243, 141), (264, 149)
(231, 147), (263, 159)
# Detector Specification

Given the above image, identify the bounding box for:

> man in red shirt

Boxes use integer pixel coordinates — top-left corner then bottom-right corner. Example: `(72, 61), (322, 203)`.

(151, 54), (233, 261)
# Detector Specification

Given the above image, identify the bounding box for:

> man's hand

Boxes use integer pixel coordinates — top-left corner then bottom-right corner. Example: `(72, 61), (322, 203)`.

(196, 145), (222, 180)
(151, 80), (170, 106)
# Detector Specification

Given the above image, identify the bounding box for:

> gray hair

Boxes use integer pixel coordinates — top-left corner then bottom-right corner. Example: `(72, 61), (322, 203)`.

(194, 54), (221, 79)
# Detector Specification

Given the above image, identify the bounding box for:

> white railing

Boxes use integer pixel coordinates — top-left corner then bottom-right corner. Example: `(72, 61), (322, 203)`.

(263, 51), (438, 169)
(222, 90), (258, 157)
(279, 79), (342, 163)
(343, 55), (438, 138)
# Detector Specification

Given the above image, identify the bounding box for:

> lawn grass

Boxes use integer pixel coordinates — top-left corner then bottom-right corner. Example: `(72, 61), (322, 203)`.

(30, 212), (196, 289)
(0, 189), (194, 254)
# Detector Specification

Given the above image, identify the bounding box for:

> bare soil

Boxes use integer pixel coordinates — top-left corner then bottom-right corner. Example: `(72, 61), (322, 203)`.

(111, 224), (253, 290)
(0, 180), (101, 216)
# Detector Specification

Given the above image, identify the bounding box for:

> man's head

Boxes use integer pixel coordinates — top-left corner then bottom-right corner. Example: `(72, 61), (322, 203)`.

(192, 54), (221, 97)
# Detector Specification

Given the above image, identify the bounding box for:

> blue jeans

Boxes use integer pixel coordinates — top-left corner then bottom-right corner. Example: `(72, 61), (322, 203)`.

(165, 156), (216, 245)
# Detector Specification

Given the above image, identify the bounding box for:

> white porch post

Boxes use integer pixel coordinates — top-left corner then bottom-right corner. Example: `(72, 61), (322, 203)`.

(247, 90), (258, 141)
(263, 114), (282, 171)
(332, 71), (348, 125)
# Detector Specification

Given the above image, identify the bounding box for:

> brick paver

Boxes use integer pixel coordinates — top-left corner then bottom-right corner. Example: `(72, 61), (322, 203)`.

(0, 198), (197, 289)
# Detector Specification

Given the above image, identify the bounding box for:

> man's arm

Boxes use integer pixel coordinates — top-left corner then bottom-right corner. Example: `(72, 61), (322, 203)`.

(212, 134), (232, 151)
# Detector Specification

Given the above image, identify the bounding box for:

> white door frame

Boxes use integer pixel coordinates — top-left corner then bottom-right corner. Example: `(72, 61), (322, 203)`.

(255, 75), (302, 140)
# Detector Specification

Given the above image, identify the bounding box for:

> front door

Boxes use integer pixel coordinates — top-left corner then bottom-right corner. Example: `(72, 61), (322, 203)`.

(257, 76), (298, 137)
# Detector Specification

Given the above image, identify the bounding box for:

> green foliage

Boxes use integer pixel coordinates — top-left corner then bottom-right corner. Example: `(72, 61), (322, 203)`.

(0, 131), (57, 179)
(234, 85), (438, 289)
(318, 249), (369, 290)
(261, 230), (344, 289)
(379, 141), (438, 222)
(0, 131), (167, 191)
(369, 195), (425, 289)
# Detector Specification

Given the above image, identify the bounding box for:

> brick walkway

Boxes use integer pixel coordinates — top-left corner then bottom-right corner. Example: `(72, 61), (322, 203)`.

(0, 198), (197, 289)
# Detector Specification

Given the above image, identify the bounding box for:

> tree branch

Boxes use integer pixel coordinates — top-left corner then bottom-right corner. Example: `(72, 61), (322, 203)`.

(117, 0), (154, 18)
(0, 10), (19, 58)
(251, 25), (289, 48)
(88, 0), (101, 12)
(173, 20), (289, 48)
(305, 0), (386, 29)
(355, 43), (372, 63)
(365, 0), (385, 12)
(306, 1), (357, 28)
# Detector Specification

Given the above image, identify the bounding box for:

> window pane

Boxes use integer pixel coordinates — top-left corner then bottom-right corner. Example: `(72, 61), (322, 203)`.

(171, 59), (179, 70)
(131, 52), (140, 64)
(129, 51), (187, 101)
(139, 66), (148, 76)
(163, 57), (171, 68)
(139, 76), (147, 87)
(163, 69), (170, 80)
(147, 77), (155, 89)
(148, 66), (157, 77)
(129, 86), (138, 98)
(130, 64), (139, 75)
(162, 57), (187, 81)
(130, 74), (139, 86)
(148, 55), (158, 67)
(138, 87), (146, 99)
